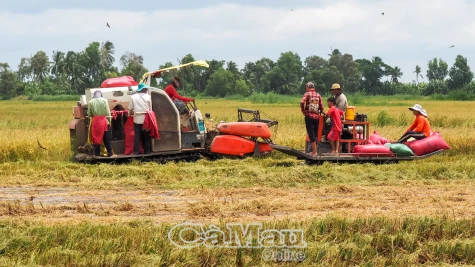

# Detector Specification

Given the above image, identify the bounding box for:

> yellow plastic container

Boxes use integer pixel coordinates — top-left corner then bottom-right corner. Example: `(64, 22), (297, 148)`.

(345, 106), (356, 121)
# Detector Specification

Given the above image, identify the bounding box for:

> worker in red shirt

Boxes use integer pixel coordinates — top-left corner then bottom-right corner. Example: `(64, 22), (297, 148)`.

(322, 97), (344, 154)
(164, 77), (195, 115)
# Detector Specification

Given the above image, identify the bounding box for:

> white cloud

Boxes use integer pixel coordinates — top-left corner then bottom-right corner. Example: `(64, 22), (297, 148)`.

(1, 0), (475, 82)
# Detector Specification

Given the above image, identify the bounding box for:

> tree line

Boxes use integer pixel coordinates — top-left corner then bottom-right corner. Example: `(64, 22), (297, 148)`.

(0, 40), (474, 99)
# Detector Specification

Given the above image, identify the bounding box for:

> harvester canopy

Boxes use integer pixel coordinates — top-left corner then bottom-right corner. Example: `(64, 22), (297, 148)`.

(139, 60), (209, 85)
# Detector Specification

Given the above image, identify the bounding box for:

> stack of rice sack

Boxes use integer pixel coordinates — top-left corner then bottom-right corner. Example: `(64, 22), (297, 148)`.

(353, 131), (450, 157)
(352, 131), (394, 157)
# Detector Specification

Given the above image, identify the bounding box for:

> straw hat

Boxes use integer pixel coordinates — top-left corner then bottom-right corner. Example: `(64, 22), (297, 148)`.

(330, 83), (341, 90)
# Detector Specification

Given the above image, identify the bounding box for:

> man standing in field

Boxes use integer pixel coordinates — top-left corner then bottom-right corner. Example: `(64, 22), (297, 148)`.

(300, 82), (324, 157)
(329, 83), (348, 115)
(129, 83), (152, 155)
(87, 91), (114, 157)
(330, 83), (350, 151)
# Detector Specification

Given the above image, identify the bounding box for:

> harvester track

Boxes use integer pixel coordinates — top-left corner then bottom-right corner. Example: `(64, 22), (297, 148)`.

(75, 150), (203, 164)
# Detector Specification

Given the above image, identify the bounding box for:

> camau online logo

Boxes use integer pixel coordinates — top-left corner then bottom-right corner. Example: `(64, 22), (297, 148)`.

(168, 222), (307, 262)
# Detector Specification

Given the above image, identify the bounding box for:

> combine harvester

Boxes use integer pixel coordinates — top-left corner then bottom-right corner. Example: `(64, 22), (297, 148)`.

(69, 61), (448, 164)
(70, 61), (278, 163)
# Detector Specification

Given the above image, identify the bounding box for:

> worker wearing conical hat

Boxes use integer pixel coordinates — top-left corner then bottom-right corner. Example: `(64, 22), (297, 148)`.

(329, 83), (348, 116)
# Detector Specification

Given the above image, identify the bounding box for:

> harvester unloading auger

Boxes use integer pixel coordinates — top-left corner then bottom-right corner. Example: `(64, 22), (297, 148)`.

(69, 61), (447, 164)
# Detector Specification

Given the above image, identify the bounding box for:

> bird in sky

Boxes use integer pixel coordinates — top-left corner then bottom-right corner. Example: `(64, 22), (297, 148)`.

(106, 22), (110, 28)
(449, 45), (455, 48)
(291, 9), (294, 11)
(37, 139), (47, 150)
(381, 12), (384, 15)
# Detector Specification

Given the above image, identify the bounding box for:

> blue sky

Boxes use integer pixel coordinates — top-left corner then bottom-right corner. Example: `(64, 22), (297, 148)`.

(1, 0), (475, 83)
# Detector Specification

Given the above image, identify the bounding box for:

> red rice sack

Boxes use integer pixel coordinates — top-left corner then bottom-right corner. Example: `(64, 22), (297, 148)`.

(405, 132), (450, 156)
(369, 131), (390, 145)
(124, 117), (143, 155)
(353, 144), (395, 157)
(101, 76), (138, 88)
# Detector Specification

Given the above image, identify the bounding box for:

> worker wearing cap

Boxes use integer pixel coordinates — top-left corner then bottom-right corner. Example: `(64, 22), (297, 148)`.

(300, 82), (324, 157)
(129, 83), (152, 154)
(329, 83), (348, 116)
(87, 91), (114, 157)
(395, 104), (431, 143)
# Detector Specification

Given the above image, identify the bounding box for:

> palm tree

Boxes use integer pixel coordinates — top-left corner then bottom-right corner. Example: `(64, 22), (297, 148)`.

(100, 41), (115, 70)
(31, 51), (50, 83)
(17, 58), (32, 81)
(328, 48), (341, 57)
(81, 43), (102, 87)
(226, 61), (240, 80)
(64, 51), (77, 81)
(70, 63), (86, 94)
(51, 51), (65, 78)
(390, 66), (403, 83)
(371, 56), (383, 64)
(414, 65), (423, 85)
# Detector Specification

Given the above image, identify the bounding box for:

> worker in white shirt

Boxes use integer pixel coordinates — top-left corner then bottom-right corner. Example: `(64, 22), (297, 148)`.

(129, 83), (152, 155)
